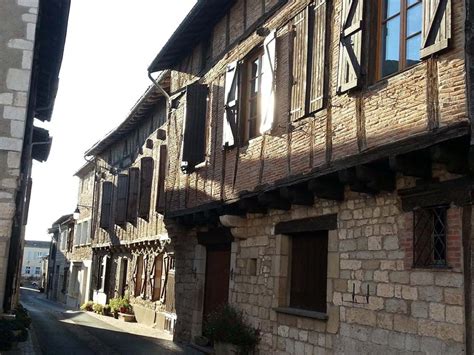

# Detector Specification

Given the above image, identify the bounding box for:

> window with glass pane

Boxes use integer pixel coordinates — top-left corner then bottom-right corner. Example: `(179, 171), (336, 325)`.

(241, 49), (263, 142)
(379, 0), (422, 79)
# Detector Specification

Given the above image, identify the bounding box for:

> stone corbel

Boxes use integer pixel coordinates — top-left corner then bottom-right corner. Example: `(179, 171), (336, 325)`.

(219, 215), (248, 239)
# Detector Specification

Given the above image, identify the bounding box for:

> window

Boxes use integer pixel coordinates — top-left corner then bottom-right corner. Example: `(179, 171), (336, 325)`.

(151, 254), (164, 301)
(99, 181), (113, 230)
(289, 231), (328, 313)
(138, 158), (154, 220)
(377, 0), (422, 79)
(241, 49), (264, 141)
(25, 266), (31, 274)
(35, 267), (41, 275)
(413, 206), (447, 267)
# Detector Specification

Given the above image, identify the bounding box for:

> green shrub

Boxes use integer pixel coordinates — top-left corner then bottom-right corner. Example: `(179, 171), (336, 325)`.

(109, 297), (133, 315)
(102, 305), (111, 316)
(92, 303), (104, 314)
(203, 305), (259, 353)
(80, 301), (94, 312)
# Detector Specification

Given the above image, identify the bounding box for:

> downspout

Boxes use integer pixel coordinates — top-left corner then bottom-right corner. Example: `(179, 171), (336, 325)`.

(147, 71), (171, 117)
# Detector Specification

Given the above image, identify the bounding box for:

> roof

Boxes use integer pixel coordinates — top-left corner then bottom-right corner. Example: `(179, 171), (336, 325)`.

(34, 0), (71, 122)
(148, 0), (236, 72)
(74, 160), (95, 178)
(25, 240), (50, 249)
(84, 71), (170, 157)
(51, 214), (73, 228)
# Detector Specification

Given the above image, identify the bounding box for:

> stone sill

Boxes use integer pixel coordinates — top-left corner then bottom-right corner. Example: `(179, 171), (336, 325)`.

(274, 307), (328, 321)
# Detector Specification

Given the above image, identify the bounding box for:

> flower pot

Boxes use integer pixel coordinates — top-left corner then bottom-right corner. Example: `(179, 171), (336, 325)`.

(118, 313), (135, 322)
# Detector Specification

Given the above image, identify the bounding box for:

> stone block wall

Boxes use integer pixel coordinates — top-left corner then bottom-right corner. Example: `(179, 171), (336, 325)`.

(172, 174), (467, 353)
(0, 0), (38, 312)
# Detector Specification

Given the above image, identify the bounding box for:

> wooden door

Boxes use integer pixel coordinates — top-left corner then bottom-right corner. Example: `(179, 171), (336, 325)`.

(203, 244), (231, 320)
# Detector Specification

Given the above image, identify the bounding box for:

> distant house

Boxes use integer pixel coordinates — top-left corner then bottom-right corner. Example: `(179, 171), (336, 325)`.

(20, 240), (50, 282)
(46, 214), (74, 304)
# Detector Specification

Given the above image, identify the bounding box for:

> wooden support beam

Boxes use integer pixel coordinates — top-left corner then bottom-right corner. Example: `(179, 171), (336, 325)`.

(355, 165), (395, 192)
(308, 176), (344, 201)
(338, 168), (379, 194)
(239, 197), (267, 214)
(280, 185), (314, 206)
(220, 203), (247, 216)
(431, 140), (469, 174)
(258, 191), (291, 210)
(389, 152), (432, 178)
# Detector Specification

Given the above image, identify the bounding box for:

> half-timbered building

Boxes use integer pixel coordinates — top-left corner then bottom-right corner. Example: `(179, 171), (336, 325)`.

(85, 73), (176, 333)
(147, 0), (474, 353)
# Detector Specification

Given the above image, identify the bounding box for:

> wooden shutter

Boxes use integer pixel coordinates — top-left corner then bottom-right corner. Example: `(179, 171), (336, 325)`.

(309, 0), (327, 113)
(151, 254), (163, 301)
(260, 30), (277, 134)
(156, 145), (168, 214)
(22, 177), (32, 225)
(75, 223), (81, 246)
(115, 174), (129, 227)
(127, 167), (139, 225)
(223, 61), (240, 148)
(138, 157), (153, 220)
(140, 255), (148, 298)
(337, 0), (364, 93)
(420, 0), (451, 58)
(132, 256), (139, 294)
(181, 84), (208, 173)
(160, 256), (170, 302)
(290, 8), (308, 121)
(99, 181), (113, 230)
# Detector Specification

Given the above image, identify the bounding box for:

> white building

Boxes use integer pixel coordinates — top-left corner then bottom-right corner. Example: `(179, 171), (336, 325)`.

(21, 240), (50, 280)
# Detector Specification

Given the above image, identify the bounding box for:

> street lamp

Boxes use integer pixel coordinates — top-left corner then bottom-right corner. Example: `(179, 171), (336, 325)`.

(73, 204), (92, 220)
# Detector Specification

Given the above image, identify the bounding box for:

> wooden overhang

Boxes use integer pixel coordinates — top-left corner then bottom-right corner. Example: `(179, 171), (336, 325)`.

(168, 123), (472, 227)
(34, 0), (71, 122)
(84, 72), (170, 157)
(147, 0), (236, 73)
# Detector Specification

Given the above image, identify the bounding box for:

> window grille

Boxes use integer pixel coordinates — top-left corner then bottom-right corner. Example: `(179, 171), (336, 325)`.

(413, 206), (447, 268)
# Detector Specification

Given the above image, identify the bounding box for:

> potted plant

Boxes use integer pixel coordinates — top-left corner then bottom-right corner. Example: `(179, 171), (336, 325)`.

(80, 301), (94, 312)
(203, 305), (259, 355)
(109, 297), (135, 322)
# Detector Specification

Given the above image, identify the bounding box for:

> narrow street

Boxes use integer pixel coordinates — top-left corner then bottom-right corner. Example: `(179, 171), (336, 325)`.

(20, 288), (195, 355)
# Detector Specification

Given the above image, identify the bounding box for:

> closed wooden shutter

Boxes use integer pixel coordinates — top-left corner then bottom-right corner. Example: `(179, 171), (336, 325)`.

(308, 0), (327, 113)
(134, 255), (143, 297)
(115, 174), (129, 227)
(151, 254), (163, 301)
(260, 30), (277, 134)
(223, 61), (240, 148)
(337, 0), (364, 93)
(140, 255), (148, 298)
(290, 8), (308, 121)
(75, 223), (81, 246)
(99, 181), (113, 230)
(127, 168), (140, 225)
(22, 178), (32, 225)
(420, 0), (451, 58)
(181, 84), (208, 173)
(138, 158), (154, 220)
(156, 145), (168, 214)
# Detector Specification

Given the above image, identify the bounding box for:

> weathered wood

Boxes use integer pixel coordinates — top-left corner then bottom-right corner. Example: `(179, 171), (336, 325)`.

(239, 196), (267, 214)
(338, 168), (379, 194)
(258, 191), (291, 210)
(197, 228), (233, 245)
(389, 152), (432, 178)
(398, 177), (474, 211)
(355, 165), (395, 192)
(275, 214), (337, 234)
(280, 185), (314, 206)
(308, 177), (344, 201)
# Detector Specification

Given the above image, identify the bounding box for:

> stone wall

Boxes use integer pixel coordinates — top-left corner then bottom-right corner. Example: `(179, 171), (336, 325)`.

(0, 0), (38, 312)
(172, 174), (466, 353)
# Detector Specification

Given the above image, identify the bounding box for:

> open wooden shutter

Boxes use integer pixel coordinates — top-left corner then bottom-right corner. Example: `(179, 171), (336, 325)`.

(138, 158), (153, 220)
(420, 0), (451, 58)
(223, 61), (240, 148)
(132, 256), (138, 291)
(337, 0), (364, 93)
(160, 256), (170, 302)
(127, 168), (140, 225)
(99, 181), (113, 230)
(140, 255), (148, 298)
(290, 8), (308, 121)
(156, 145), (168, 214)
(181, 84), (208, 173)
(22, 177), (32, 225)
(309, 0), (327, 113)
(260, 30), (276, 134)
(148, 256), (156, 301)
(115, 174), (129, 227)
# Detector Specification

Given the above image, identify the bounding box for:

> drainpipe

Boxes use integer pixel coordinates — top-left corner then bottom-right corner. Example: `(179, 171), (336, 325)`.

(147, 71), (171, 117)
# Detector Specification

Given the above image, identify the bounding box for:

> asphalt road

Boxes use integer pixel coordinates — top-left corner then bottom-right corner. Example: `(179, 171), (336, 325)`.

(20, 288), (195, 355)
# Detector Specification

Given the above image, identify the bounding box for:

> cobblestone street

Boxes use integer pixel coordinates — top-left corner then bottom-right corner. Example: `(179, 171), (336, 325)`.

(19, 288), (198, 355)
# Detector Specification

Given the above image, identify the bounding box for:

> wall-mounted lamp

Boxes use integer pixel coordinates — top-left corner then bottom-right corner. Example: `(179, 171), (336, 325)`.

(73, 204), (92, 220)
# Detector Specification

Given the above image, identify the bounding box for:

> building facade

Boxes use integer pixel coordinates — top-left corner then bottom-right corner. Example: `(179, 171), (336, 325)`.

(85, 75), (177, 333)
(20, 240), (49, 281)
(145, 0), (474, 353)
(46, 214), (74, 304)
(0, 0), (70, 313)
